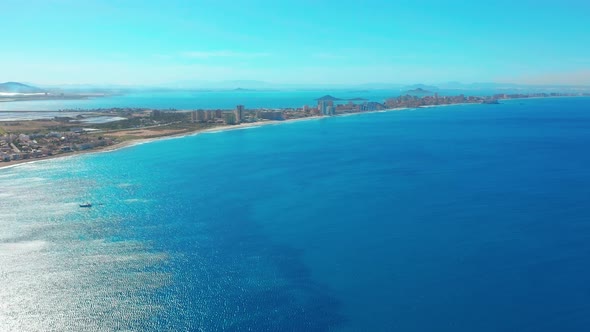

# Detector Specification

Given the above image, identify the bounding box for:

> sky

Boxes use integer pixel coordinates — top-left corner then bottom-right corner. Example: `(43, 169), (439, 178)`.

(1, 0), (589, 86)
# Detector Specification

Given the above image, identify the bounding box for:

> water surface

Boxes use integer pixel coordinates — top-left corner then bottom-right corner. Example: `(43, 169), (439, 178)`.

(2, 97), (590, 331)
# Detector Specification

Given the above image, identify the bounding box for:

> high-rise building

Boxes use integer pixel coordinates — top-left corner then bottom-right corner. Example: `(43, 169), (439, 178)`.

(224, 112), (237, 125)
(318, 100), (328, 116)
(235, 105), (245, 124)
(257, 111), (283, 121)
(191, 110), (208, 122)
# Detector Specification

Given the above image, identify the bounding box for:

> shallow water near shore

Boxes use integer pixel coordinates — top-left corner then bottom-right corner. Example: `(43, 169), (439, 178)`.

(2, 97), (590, 331)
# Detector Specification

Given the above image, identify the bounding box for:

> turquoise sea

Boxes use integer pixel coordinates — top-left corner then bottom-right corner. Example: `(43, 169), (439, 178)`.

(2, 97), (590, 331)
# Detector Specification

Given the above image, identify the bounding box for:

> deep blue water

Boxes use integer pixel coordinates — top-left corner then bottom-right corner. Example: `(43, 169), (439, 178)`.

(1, 97), (590, 331)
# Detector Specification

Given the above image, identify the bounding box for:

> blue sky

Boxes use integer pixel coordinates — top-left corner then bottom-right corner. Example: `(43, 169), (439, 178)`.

(1, 0), (589, 86)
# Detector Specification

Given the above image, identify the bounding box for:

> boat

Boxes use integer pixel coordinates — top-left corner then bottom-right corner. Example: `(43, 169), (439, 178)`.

(79, 202), (92, 208)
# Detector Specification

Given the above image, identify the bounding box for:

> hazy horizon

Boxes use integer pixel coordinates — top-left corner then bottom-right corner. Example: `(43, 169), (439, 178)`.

(4, 80), (590, 92)
(2, 0), (589, 86)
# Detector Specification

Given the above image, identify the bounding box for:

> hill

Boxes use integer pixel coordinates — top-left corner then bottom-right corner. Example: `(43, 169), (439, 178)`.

(0, 82), (46, 93)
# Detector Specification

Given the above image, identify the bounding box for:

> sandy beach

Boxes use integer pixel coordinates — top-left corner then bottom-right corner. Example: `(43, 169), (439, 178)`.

(0, 103), (469, 170)
(0, 96), (570, 170)
(0, 115), (330, 170)
(0, 106), (428, 170)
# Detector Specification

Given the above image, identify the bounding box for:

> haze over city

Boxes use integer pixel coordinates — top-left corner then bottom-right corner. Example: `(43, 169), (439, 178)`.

(2, 0), (589, 87)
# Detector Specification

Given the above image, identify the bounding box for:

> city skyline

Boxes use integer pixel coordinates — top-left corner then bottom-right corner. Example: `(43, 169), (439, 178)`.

(1, 0), (589, 86)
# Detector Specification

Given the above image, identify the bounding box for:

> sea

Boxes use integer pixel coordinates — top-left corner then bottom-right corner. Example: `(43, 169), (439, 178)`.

(1, 96), (590, 331)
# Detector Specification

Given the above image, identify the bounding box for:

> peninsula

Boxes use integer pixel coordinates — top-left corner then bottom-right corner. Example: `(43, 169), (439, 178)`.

(0, 82), (111, 103)
(0, 91), (588, 168)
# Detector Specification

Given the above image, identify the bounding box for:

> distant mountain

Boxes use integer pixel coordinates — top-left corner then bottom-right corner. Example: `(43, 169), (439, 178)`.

(160, 80), (407, 90)
(355, 83), (405, 89)
(437, 82), (517, 90)
(0, 82), (45, 93)
(434, 82), (590, 92)
(160, 80), (276, 90)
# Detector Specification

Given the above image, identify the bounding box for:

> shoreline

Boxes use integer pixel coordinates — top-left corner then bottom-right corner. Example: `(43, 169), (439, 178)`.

(2, 105), (417, 170)
(0, 115), (329, 170)
(0, 94), (108, 103)
(0, 95), (578, 170)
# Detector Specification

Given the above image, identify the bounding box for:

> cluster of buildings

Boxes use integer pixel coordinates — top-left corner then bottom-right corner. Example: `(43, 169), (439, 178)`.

(2, 91), (586, 165)
(183, 92), (518, 128)
(310, 96), (387, 115)
(492, 92), (578, 99)
(189, 109), (225, 123)
(385, 94), (474, 108)
(0, 131), (112, 162)
(317, 100), (337, 116)
(188, 106), (245, 125)
(189, 105), (288, 125)
(335, 101), (386, 112)
(383, 92), (588, 109)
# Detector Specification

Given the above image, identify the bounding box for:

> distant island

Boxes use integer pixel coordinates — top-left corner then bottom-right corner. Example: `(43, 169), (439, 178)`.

(232, 87), (280, 92)
(315, 95), (342, 101)
(405, 88), (432, 94)
(403, 84), (438, 91)
(316, 95), (367, 102)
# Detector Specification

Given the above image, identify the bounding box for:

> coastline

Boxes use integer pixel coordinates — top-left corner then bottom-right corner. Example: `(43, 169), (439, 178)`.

(0, 115), (328, 170)
(0, 94), (107, 103)
(2, 94), (564, 170)
(1, 99), (517, 170)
